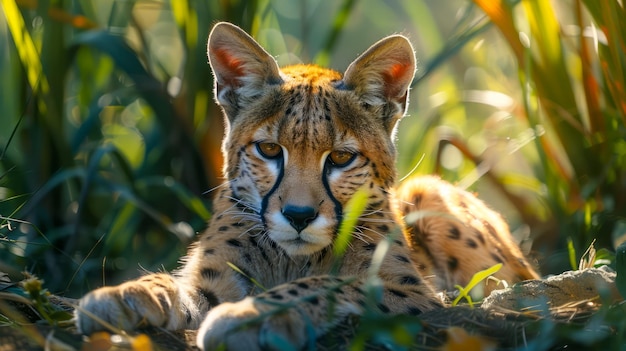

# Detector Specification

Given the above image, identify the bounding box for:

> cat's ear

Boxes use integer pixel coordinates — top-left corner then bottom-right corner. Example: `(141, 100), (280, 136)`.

(342, 35), (416, 114)
(207, 22), (282, 111)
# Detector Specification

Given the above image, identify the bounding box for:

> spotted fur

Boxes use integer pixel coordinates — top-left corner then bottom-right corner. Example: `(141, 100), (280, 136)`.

(75, 22), (539, 350)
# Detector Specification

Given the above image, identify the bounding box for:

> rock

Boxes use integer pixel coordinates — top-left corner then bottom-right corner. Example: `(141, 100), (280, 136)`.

(481, 266), (622, 311)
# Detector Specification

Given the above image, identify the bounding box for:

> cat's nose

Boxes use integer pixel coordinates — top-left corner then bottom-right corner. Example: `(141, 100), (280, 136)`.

(281, 205), (318, 233)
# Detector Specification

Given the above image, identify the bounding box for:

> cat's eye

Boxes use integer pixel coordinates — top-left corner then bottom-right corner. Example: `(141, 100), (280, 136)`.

(328, 150), (356, 167)
(256, 142), (282, 159)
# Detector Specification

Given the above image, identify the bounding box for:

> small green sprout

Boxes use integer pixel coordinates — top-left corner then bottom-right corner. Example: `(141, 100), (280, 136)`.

(452, 263), (502, 308)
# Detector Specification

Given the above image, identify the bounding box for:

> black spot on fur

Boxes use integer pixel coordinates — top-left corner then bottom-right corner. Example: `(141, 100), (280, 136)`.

(309, 296), (319, 305)
(389, 289), (408, 298)
(448, 225), (461, 240)
(363, 243), (377, 251)
(297, 282), (309, 289)
(201, 268), (221, 280)
(269, 292), (284, 300)
(400, 275), (420, 285)
(218, 226), (229, 232)
(204, 248), (215, 255)
(154, 291), (170, 310)
(484, 221), (498, 238)
(199, 289), (220, 307)
(243, 253), (252, 263)
(267, 239), (279, 250)
(466, 239), (478, 248)
(249, 238), (270, 263)
(407, 306), (422, 316)
(410, 288), (424, 295)
(377, 303), (390, 313)
(288, 289), (299, 296)
(226, 239), (242, 247)
(491, 253), (504, 264)
(410, 194), (422, 206)
(474, 230), (486, 245)
(394, 255), (410, 263)
(448, 257), (459, 271)
(368, 200), (383, 209)
(377, 225), (389, 232)
(185, 308), (192, 324)
(248, 236), (258, 246)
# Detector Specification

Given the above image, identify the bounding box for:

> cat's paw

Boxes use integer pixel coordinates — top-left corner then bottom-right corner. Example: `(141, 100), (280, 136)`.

(76, 274), (182, 334)
(197, 297), (309, 351)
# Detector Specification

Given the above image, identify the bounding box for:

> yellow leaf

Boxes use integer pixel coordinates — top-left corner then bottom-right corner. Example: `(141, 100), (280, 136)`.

(82, 331), (112, 351)
(473, 0), (523, 62)
(1, 0), (50, 113)
(439, 327), (496, 351)
(131, 334), (153, 351)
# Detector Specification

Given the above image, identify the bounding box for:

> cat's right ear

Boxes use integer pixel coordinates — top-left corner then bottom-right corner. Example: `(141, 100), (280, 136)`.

(207, 22), (282, 111)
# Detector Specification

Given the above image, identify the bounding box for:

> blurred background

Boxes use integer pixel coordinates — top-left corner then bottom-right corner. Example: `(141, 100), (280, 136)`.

(0, 0), (624, 297)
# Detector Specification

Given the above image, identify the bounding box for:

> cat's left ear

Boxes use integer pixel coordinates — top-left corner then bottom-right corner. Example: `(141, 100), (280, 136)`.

(342, 34), (416, 116)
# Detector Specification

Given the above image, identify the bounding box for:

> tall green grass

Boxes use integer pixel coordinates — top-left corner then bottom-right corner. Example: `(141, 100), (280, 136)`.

(471, 0), (626, 271)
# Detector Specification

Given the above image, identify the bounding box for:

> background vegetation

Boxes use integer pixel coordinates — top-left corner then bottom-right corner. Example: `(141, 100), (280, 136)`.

(0, 0), (624, 318)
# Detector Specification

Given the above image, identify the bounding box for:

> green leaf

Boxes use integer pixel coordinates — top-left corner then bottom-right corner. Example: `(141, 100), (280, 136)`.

(452, 263), (502, 307)
(226, 262), (266, 291)
(567, 237), (577, 271)
(333, 187), (369, 258)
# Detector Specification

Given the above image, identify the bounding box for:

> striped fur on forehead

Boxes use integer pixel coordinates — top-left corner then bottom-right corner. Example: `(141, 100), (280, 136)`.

(222, 65), (401, 185)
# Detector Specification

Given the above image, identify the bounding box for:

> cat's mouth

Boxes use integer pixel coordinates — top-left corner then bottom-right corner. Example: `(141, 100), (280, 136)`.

(270, 230), (331, 256)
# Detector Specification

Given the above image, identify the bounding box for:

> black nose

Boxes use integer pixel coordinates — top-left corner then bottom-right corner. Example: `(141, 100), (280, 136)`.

(282, 205), (318, 233)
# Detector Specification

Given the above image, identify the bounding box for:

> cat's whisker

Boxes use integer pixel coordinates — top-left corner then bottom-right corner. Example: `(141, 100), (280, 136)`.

(202, 180), (232, 197)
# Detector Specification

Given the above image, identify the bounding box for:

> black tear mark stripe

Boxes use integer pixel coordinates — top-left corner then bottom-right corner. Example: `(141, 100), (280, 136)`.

(321, 161), (344, 230)
(260, 155), (285, 225)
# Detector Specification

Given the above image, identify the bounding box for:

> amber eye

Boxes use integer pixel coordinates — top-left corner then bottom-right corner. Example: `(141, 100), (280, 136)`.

(256, 142), (282, 159)
(328, 150), (355, 167)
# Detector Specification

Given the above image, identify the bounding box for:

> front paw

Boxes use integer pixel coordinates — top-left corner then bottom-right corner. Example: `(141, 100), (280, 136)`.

(76, 276), (177, 334)
(197, 297), (309, 351)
